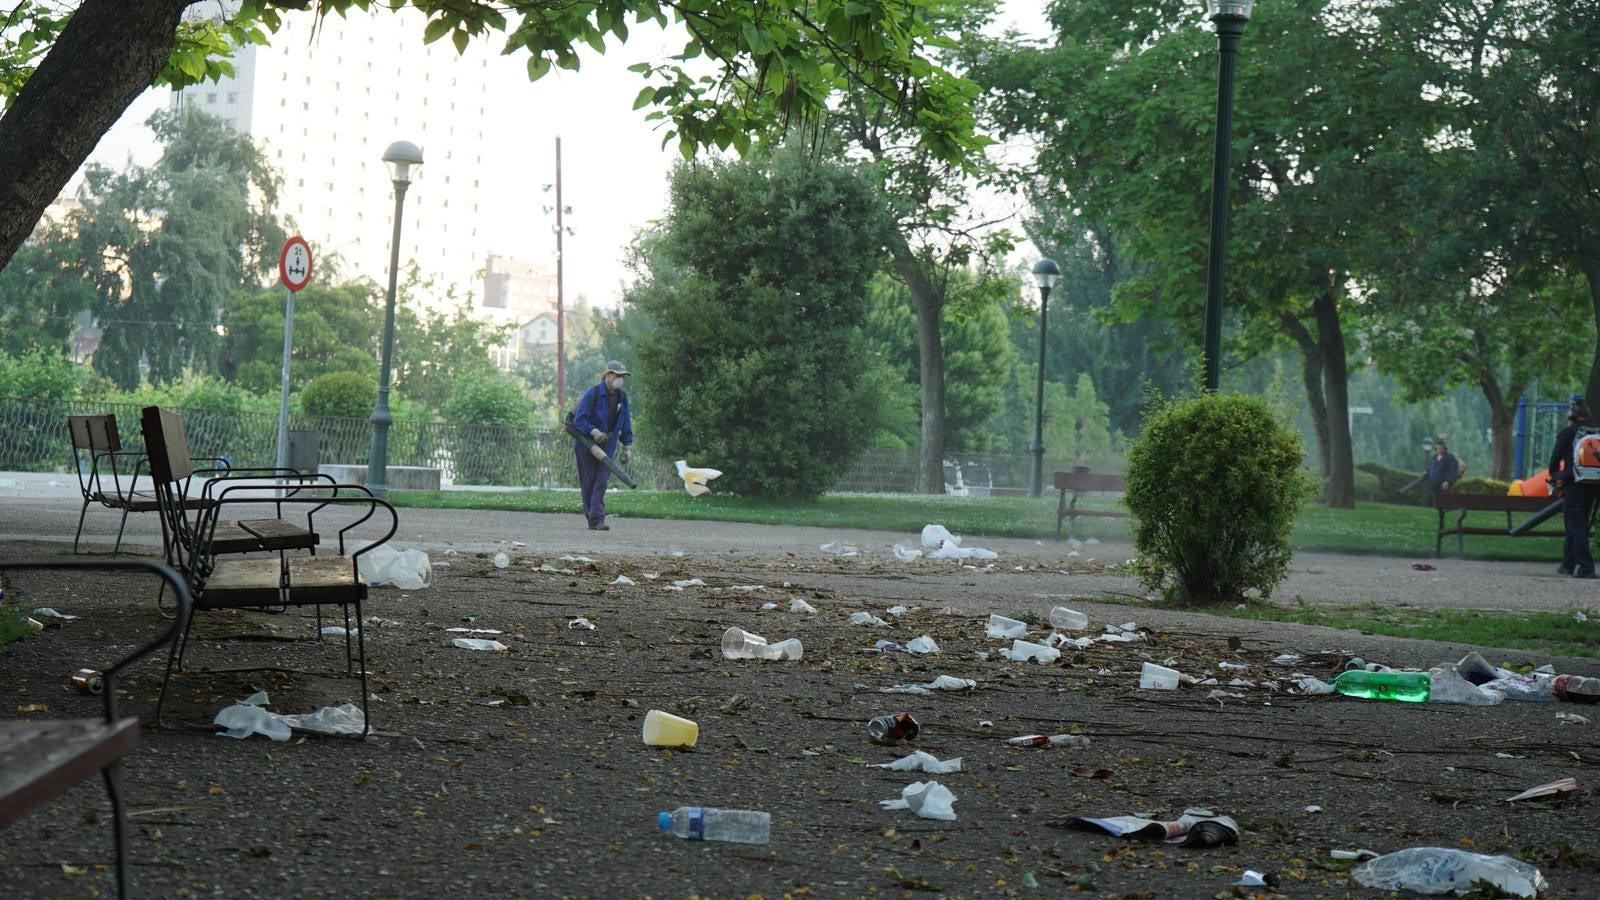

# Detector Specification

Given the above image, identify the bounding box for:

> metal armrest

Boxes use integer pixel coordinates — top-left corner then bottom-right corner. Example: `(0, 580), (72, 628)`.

(0, 560), (190, 724)
(194, 493), (397, 559)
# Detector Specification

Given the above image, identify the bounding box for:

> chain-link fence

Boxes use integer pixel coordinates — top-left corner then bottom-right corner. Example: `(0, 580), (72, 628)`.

(0, 395), (1117, 494)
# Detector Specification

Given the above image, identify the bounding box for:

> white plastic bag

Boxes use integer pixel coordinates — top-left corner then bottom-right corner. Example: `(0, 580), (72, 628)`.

(880, 780), (958, 820)
(357, 545), (431, 589)
(452, 638), (508, 651)
(874, 751), (962, 774)
(1351, 848), (1546, 898)
(790, 598), (817, 614)
(905, 635), (940, 655)
(849, 611), (888, 627)
(920, 524), (958, 548)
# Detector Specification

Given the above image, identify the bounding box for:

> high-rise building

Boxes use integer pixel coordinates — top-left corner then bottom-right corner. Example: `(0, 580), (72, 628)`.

(480, 253), (558, 369)
(168, 5), (493, 300)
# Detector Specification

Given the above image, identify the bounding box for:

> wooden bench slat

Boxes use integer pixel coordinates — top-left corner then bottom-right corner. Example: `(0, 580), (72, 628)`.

(200, 558), (283, 606)
(286, 556), (365, 604)
(0, 718), (140, 830)
(237, 518), (318, 551)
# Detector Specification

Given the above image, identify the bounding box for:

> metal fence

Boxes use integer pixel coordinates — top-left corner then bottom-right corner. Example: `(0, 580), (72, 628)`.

(0, 395), (1116, 493)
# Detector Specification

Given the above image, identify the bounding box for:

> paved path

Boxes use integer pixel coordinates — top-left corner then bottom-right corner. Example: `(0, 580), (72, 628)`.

(2, 472), (1593, 613)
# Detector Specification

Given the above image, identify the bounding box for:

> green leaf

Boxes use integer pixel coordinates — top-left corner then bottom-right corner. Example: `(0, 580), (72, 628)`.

(632, 85), (657, 110)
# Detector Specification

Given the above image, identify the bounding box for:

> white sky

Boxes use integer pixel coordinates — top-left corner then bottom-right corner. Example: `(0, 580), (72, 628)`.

(82, 2), (1055, 309)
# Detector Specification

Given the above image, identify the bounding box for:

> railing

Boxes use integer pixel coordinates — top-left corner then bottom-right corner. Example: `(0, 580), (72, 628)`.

(0, 396), (1118, 493)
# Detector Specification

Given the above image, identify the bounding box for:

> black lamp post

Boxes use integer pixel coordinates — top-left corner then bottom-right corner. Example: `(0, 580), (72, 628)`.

(1029, 258), (1062, 498)
(367, 140), (423, 497)
(1201, 0), (1255, 392)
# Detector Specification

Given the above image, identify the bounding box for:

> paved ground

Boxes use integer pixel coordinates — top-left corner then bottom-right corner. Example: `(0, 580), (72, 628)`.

(6, 471), (1597, 614)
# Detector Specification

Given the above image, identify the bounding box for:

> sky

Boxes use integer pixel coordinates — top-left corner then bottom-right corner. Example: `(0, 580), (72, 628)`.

(81, 2), (1056, 310)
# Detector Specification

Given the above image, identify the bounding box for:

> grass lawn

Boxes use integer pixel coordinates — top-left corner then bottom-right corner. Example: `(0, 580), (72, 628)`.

(0, 602), (30, 650)
(387, 489), (1564, 560)
(1223, 602), (1600, 660)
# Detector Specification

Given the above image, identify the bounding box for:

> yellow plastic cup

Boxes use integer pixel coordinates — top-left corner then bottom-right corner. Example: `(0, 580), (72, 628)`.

(642, 709), (699, 747)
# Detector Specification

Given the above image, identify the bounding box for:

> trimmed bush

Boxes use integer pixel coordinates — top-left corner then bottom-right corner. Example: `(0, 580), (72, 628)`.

(302, 372), (377, 419)
(1352, 469), (1381, 503)
(1125, 393), (1314, 606)
(442, 374), (537, 485)
(1356, 461), (1426, 505)
(1452, 476), (1512, 496)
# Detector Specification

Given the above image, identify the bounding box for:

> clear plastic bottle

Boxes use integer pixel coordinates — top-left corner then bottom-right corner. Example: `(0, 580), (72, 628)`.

(1332, 670), (1431, 702)
(657, 806), (771, 844)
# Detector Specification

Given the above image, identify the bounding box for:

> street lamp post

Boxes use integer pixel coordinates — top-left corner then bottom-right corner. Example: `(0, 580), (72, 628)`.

(367, 140), (423, 497)
(1201, 0), (1255, 392)
(1029, 258), (1062, 498)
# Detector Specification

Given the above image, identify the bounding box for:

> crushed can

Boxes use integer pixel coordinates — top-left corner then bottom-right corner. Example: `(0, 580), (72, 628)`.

(1554, 674), (1600, 704)
(867, 712), (919, 745)
(70, 668), (104, 696)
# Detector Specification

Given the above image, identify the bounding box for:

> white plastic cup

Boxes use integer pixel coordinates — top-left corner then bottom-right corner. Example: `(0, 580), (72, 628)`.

(1048, 606), (1089, 631)
(641, 709), (699, 747)
(761, 638), (804, 661)
(721, 627), (769, 660)
(1008, 639), (1060, 663)
(986, 614), (1028, 639)
(1140, 662), (1181, 690)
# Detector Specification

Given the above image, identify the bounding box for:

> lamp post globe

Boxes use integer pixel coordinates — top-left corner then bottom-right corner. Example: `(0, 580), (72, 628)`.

(1029, 258), (1062, 498)
(1201, 0), (1254, 392)
(367, 140), (424, 497)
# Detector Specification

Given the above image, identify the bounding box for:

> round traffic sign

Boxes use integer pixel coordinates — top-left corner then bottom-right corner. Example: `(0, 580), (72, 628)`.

(279, 236), (313, 292)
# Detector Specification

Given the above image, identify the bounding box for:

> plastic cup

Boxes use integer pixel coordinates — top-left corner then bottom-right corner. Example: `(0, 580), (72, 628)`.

(642, 709), (699, 747)
(1048, 606), (1089, 631)
(1007, 639), (1060, 663)
(762, 638), (804, 661)
(986, 614), (1028, 639)
(721, 627), (769, 660)
(1140, 662), (1181, 690)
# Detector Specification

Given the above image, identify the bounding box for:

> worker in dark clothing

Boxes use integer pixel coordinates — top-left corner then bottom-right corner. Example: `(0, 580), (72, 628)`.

(572, 361), (634, 531)
(1422, 439), (1467, 506)
(1548, 398), (1597, 578)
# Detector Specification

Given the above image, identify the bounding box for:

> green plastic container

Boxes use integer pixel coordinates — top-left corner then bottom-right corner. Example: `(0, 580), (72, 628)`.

(1333, 670), (1431, 702)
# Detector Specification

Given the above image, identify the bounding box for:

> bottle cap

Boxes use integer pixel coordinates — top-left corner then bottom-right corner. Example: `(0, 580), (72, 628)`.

(658, 811), (671, 831)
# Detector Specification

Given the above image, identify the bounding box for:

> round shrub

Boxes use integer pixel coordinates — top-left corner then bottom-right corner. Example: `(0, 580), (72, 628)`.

(1125, 393), (1314, 606)
(441, 374), (537, 485)
(302, 372), (376, 419)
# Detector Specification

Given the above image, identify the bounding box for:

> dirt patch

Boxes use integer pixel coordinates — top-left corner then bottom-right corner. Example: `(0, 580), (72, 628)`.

(2, 542), (1597, 898)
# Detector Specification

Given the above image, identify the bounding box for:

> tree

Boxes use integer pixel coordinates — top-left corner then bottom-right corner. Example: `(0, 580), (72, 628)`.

(863, 270), (1015, 452)
(625, 150), (892, 498)
(221, 281), (380, 393)
(0, 0), (986, 274)
(390, 268), (509, 415)
(981, 0), (1435, 506)
(0, 222), (97, 357)
(62, 107), (281, 388)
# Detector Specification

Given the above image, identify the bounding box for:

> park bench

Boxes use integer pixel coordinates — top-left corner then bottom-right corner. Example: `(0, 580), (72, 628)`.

(1432, 492), (1564, 558)
(1055, 471), (1127, 541)
(140, 405), (397, 733)
(69, 413), (230, 555)
(0, 558), (191, 900)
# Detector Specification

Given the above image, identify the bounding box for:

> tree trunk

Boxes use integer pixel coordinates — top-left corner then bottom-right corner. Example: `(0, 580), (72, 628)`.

(1313, 288), (1356, 508)
(0, 0), (194, 271)
(1282, 314), (1330, 487)
(1582, 258), (1600, 407)
(887, 235), (947, 494)
(1476, 356), (1518, 481)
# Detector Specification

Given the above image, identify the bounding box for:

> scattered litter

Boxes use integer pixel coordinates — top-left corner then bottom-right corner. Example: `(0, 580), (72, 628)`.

(892, 544), (923, 562)
(920, 524), (958, 548)
(538, 563), (577, 575)
(929, 540), (997, 560)
(1558, 711), (1590, 724)
(16, 703), (48, 713)
(671, 578), (707, 589)
(567, 617), (595, 630)
(904, 635), (940, 655)
(881, 675), (976, 695)
(511, 541), (526, 547)
(1048, 606), (1088, 631)
(886, 605), (909, 617)
(1505, 776), (1578, 803)
(721, 626), (802, 661)
(492, 552), (509, 569)
(1206, 690), (1245, 702)
(1411, 562), (1436, 571)
(643, 572), (659, 580)
(674, 459), (722, 496)
(1009, 733), (1091, 749)
(867, 712), (920, 744)
(759, 602), (778, 611)
(1330, 849), (1379, 861)
(24, 617), (45, 633)
(356, 546), (433, 590)
(452, 638), (508, 651)
(819, 540), (859, 557)
(319, 626), (359, 637)
(1429, 666), (1504, 706)
(1272, 653), (1304, 666)
(849, 611), (888, 627)
(610, 575), (636, 586)
(1237, 871), (1271, 888)
(1295, 676), (1336, 695)
(1045, 633), (1095, 650)
(1351, 848), (1546, 898)
(445, 627), (502, 634)
(789, 598), (817, 614)
(214, 698), (366, 740)
(1140, 662), (1181, 690)
(559, 555), (595, 563)
(1000, 639), (1060, 664)
(873, 640), (905, 652)
(1304, 805), (1323, 814)
(642, 709), (698, 747)
(879, 780), (957, 820)
(730, 585), (766, 593)
(1068, 809), (1239, 848)
(985, 614), (1028, 639)
(31, 607), (78, 621)
(1577, 610), (1590, 623)
(874, 751), (961, 774)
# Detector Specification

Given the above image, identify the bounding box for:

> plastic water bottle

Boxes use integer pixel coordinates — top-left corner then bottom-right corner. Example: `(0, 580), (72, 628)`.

(657, 806), (770, 844)
(1332, 670), (1431, 702)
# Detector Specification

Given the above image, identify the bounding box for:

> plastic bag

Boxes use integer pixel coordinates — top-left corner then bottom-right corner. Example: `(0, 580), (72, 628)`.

(905, 635), (940, 655)
(1429, 666), (1504, 706)
(1351, 847), (1546, 898)
(920, 524), (958, 549)
(892, 544), (923, 562)
(452, 638), (508, 651)
(874, 751), (962, 774)
(879, 780), (958, 820)
(849, 611), (888, 627)
(357, 545), (431, 589)
(929, 540), (998, 560)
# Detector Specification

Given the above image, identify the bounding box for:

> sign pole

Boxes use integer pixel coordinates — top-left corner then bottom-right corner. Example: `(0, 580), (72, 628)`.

(275, 286), (296, 470)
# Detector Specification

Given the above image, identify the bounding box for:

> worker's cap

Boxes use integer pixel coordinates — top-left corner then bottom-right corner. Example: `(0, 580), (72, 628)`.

(1571, 398), (1592, 421)
(604, 360), (630, 377)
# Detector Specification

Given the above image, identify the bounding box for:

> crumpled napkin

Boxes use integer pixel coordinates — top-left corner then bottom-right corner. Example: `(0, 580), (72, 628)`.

(905, 635), (940, 655)
(880, 780), (958, 820)
(874, 751), (962, 774)
(881, 675), (977, 695)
